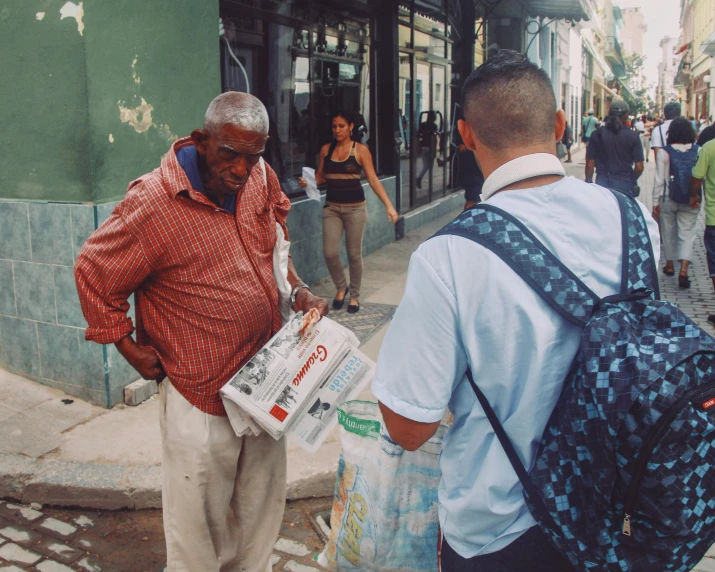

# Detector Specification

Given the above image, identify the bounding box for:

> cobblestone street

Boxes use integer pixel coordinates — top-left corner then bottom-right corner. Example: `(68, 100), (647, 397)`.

(0, 498), (333, 571)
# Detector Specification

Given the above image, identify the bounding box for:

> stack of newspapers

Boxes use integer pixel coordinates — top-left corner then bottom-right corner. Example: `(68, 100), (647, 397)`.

(220, 313), (375, 453)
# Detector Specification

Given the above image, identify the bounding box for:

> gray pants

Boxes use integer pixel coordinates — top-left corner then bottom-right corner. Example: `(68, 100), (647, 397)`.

(660, 196), (700, 262)
(160, 380), (286, 572)
(323, 203), (368, 300)
(417, 146), (433, 181)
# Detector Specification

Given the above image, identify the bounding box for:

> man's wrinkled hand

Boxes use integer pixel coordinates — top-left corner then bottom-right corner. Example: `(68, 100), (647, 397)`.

(691, 196), (702, 210)
(294, 289), (329, 318)
(115, 336), (166, 382)
(652, 205), (660, 218)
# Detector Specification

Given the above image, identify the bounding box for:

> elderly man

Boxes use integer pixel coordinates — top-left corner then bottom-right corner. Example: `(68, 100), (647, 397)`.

(372, 51), (659, 570)
(75, 92), (328, 571)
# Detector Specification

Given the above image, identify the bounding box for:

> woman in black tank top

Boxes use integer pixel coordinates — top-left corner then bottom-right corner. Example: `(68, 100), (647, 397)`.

(299, 111), (398, 313)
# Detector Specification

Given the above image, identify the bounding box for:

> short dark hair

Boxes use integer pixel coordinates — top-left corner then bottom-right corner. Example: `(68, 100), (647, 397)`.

(663, 101), (681, 120)
(462, 50), (556, 150)
(667, 116), (696, 145)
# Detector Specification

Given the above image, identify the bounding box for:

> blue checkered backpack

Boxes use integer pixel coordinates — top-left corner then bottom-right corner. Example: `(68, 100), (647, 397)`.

(434, 190), (715, 571)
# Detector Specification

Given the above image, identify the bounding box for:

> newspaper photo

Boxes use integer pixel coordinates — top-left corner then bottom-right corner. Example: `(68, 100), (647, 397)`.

(220, 312), (375, 452)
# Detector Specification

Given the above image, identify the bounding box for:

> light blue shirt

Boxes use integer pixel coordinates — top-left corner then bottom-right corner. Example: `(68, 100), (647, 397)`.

(372, 161), (660, 559)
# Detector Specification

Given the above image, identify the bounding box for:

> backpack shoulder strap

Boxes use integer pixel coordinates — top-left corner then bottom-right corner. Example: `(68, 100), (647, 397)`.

(432, 204), (599, 327)
(610, 190), (660, 298)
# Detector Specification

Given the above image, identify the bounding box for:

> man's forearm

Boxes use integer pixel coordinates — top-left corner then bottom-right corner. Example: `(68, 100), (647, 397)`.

(634, 163), (644, 180)
(286, 255), (305, 291)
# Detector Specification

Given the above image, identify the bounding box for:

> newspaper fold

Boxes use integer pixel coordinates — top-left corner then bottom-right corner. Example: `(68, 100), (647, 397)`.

(220, 314), (374, 453)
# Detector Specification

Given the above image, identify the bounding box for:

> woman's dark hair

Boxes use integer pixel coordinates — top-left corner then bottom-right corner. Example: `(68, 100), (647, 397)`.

(667, 117), (696, 145)
(331, 111), (354, 125)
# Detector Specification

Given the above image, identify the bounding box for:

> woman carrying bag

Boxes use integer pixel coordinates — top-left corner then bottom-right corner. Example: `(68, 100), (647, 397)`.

(652, 116), (701, 289)
(299, 111), (398, 313)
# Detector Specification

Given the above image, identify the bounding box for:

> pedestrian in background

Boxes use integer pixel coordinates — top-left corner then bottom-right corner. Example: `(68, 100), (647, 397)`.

(582, 109), (599, 144)
(650, 101), (681, 163)
(416, 111), (439, 190)
(635, 114), (651, 162)
(690, 139), (715, 326)
(75, 92), (329, 572)
(299, 111), (398, 314)
(697, 118), (715, 147)
(562, 120), (574, 163)
(372, 50), (659, 571)
(652, 117), (701, 289)
(585, 99), (644, 197)
(700, 116), (711, 135)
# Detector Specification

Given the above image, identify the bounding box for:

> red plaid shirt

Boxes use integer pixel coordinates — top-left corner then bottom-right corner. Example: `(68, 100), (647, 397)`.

(75, 137), (291, 415)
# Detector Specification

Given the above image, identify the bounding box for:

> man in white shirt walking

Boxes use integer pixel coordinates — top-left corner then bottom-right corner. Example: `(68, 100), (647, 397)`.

(372, 50), (660, 571)
(650, 101), (682, 162)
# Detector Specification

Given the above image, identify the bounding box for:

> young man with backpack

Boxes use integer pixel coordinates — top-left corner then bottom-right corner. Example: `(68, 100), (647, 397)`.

(651, 117), (701, 289)
(374, 51), (715, 571)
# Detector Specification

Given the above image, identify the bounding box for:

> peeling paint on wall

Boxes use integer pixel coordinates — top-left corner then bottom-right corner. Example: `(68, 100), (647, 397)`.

(108, 134), (114, 143)
(36, 12), (45, 21)
(60, 2), (84, 36)
(158, 124), (178, 142)
(131, 57), (141, 85)
(118, 98), (154, 133)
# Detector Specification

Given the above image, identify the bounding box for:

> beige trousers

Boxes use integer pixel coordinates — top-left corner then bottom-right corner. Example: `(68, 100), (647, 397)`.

(323, 203), (368, 299)
(159, 380), (287, 572)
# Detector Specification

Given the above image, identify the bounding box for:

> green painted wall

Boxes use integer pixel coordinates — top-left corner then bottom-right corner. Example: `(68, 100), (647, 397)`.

(0, 0), (93, 202)
(0, 0), (220, 203)
(84, 0), (221, 203)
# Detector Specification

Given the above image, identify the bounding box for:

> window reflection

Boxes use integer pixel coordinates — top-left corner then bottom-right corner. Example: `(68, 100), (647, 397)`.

(414, 30), (446, 58)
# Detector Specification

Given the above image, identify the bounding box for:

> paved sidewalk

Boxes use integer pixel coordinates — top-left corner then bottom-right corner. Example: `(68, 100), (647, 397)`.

(0, 209), (460, 510)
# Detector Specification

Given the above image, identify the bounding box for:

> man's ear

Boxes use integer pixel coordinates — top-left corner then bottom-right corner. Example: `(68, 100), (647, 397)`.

(555, 109), (567, 142)
(191, 129), (209, 155)
(458, 119), (477, 152)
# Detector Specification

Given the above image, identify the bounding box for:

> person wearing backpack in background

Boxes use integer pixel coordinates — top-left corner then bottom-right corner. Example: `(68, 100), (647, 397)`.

(585, 99), (644, 197)
(652, 117), (701, 289)
(650, 101), (682, 163)
(690, 139), (715, 327)
(582, 109), (599, 144)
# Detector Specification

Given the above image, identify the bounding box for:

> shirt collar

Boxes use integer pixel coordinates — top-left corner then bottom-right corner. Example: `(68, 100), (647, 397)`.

(481, 153), (566, 202)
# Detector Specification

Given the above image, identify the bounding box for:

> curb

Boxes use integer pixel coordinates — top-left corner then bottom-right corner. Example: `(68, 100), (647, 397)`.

(0, 453), (335, 510)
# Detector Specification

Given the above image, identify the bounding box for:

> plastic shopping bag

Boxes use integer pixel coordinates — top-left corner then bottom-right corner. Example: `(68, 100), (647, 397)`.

(317, 400), (446, 571)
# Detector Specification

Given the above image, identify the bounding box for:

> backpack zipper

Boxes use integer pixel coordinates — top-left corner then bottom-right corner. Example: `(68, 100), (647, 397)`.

(621, 377), (715, 536)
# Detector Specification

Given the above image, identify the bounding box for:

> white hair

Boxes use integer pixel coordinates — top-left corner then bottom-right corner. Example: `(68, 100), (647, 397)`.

(204, 92), (269, 135)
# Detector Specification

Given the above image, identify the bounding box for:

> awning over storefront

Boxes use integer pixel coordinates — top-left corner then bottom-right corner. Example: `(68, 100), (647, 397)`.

(594, 79), (619, 99)
(584, 38), (615, 81)
(524, 0), (593, 21)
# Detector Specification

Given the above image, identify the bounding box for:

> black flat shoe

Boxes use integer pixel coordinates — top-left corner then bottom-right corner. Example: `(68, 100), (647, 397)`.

(662, 266), (675, 276)
(708, 314), (715, 327)
(347, 301), (360, 314)
(679, 275), (691, 289)
(333, 288), (349, 310)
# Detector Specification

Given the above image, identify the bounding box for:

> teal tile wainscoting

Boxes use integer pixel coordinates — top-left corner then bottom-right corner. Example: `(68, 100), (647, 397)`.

(0, 200), (131, 408)
(0, 177), (461, 408)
